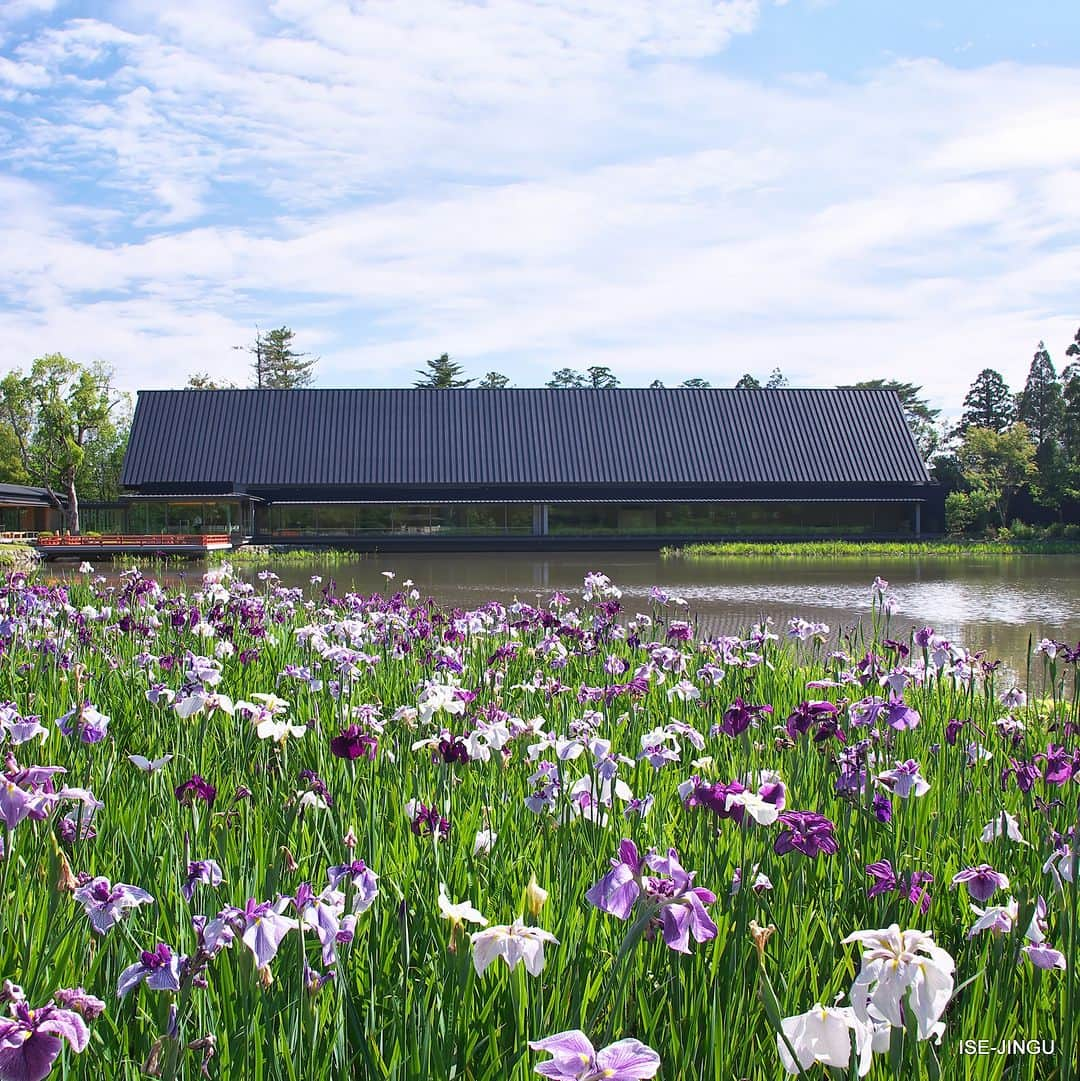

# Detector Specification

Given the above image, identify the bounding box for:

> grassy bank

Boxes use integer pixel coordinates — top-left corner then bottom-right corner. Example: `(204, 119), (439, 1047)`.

(0, 542), (40, 569)
(666, 538), (1080, 559)
(215, 545), (372, 565)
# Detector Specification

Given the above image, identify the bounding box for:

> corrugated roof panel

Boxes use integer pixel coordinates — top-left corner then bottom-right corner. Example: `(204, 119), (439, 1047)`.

(121, 388), (932, 490)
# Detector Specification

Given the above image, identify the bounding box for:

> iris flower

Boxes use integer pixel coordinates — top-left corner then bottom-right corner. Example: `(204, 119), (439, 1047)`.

(777, 1005), (874, 1077)
(0, 1000), (89, 1081)
(528, 1030), (659, 1080)
(585, 840), (717, 954)
(470, 919), (558, 977)
(117, 943), (183, 998)
(841, 924), (955, 1042)
(73, 877), (154, 934)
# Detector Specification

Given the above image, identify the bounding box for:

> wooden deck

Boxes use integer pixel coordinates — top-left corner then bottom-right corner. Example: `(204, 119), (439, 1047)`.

(35, 534), (234, 559)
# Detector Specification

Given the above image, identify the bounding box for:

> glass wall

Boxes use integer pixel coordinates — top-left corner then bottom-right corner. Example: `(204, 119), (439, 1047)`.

(258, 504), (534, 537)
(120, 501), (250, 536)
(547, 502), (916, 537)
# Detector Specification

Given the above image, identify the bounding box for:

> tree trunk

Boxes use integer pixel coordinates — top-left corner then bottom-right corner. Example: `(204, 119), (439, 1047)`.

(64, 475), (80, 535)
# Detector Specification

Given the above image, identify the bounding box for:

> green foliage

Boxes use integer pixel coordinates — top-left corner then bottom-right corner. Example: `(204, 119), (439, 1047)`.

(186, 372), (237, 390)
(414, 353), (473, 388)
(0, 354), (123, 533)
(958, 368), (1014, 435)
(241, 326), (318, 389)
(1015, 342), (1064, 453)
(584, 365), (619, 389)
(679, 378), (711, 388)
(0, 424), (30, 485)
(955, 424), (1037, 527)
(546, 369), (586, 388)
(765, 368), (788, 389)
(734, 373), (762, 389)
(478, 371), (510, 388)
(945, 489), (995, 533)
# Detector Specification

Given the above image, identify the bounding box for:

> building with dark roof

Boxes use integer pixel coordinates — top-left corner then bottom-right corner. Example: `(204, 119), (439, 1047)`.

(116, 388), (943, 545)
(0, 484), (64, 534)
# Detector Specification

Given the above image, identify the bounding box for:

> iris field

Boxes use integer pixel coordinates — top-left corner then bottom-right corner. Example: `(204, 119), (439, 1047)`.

(0, 564), (1077, 1080)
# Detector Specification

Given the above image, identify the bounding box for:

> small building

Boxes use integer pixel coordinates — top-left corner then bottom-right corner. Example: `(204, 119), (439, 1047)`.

(119, 388), (942, 546)
(0, 484), (64, 535)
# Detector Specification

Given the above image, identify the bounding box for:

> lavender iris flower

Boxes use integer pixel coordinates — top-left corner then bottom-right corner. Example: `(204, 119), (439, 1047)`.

(585, 840), (717, 954)
(950, 864), (1009, 903)
(326, 859), (380, 913)
(117, 943), (183, 998)
(73, 877), (154, 934)
(56, 703), (110, 744)
(234, 898), (299, 970)
(182, 859), (225, 903)
(528, 1029), (660, 1080)
(774, 812), (839, 858)
(0, 1000), (89, 1081)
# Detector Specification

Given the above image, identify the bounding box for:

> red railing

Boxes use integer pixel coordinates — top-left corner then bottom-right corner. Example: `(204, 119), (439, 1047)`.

(36, 534), (232, 547)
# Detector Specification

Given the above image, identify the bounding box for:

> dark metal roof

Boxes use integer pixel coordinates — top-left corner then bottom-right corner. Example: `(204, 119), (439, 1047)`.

(0, 483), (63, 507)
(121, 388), (930, 492)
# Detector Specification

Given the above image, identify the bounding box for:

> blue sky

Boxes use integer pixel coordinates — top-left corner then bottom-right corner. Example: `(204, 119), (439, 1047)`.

(1, 0), (1078, 419)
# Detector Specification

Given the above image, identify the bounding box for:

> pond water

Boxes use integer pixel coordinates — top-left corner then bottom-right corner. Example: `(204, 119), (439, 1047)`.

(55, 550), (1080, 681)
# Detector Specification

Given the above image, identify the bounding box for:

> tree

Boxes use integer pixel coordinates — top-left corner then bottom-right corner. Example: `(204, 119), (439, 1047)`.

(958, 369), (1014, 435)
(956, 424), (1037, 527)
(0, 354), (122, 534)
(765, 368), (788, 389)
(414, 353), (473, 388)
(239, 326), (317, 389)
(838, 379), (941, 459)
(735, 374), (761, 389)
(546, 369), (587, 388)
(0, 427), (30, 486)
(680, 378), (711, 388)
(1015, 342), (1064, 454)
(649, 380), (665, 388)
(478, 371), (510, 388)
(586, 366), (619, 389)
(1062, 358), (1080, 466)
(186, 372), (236, 389)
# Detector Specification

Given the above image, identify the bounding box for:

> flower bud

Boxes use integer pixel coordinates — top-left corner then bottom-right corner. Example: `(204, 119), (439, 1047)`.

(525, 873), (548, 916)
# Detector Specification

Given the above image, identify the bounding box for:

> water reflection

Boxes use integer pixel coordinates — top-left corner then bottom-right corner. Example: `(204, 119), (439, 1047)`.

(51, 551), (1080, 680)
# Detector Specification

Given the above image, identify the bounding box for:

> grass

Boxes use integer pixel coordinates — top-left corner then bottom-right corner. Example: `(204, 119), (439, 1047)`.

(666, 538), (1080, 559)
(0, 565), (1076, 1080)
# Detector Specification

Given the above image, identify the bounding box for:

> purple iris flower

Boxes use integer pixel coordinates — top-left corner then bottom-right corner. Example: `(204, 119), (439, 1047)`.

(117, 943), (183, 998)
(950, 864), (1009, 903)
(1036, 745), (1077, 786)
(233, 898), (299, 970)
(174, 775), (216, 806)
(785, 701), (839, 740)
(330, 725), (378, 761)
(884, 695), (921, 731)
(872, 794), (893, 823)
(864, 859), (933, 914)
(51, 989), (105, 1021)
(944, 718), (966, 745)
(326, 859), (379, 912)
(437, 736), (469, 765)
(0, 1000), (89, 1081)
(182, 859), (224, 903)
(585, 840), (717, 954)
(528, 1030), (660, 1080)
(73, 877), (154, 934)
(1000, 758), (1040, 793)
(773, 812), (838, 858)
(718, 699), (772, 738)
(410, 803), (451, 840)
(55, 703), (110, 744)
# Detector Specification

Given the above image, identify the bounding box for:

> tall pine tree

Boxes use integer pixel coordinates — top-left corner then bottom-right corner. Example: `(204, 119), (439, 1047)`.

(1015, 342), (1064, 454)
(241, 327), (317, 388)
(958, 369), (1014, 434)
(414, 353), (472, 387)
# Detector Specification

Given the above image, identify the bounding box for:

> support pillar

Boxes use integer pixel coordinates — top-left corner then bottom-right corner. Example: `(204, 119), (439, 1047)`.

(914, 502), (921, 537)
(532, 504), (549, 536)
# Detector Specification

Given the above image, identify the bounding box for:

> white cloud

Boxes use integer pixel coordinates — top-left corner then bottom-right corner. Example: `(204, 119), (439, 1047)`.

(0, 6), (1077, 414)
